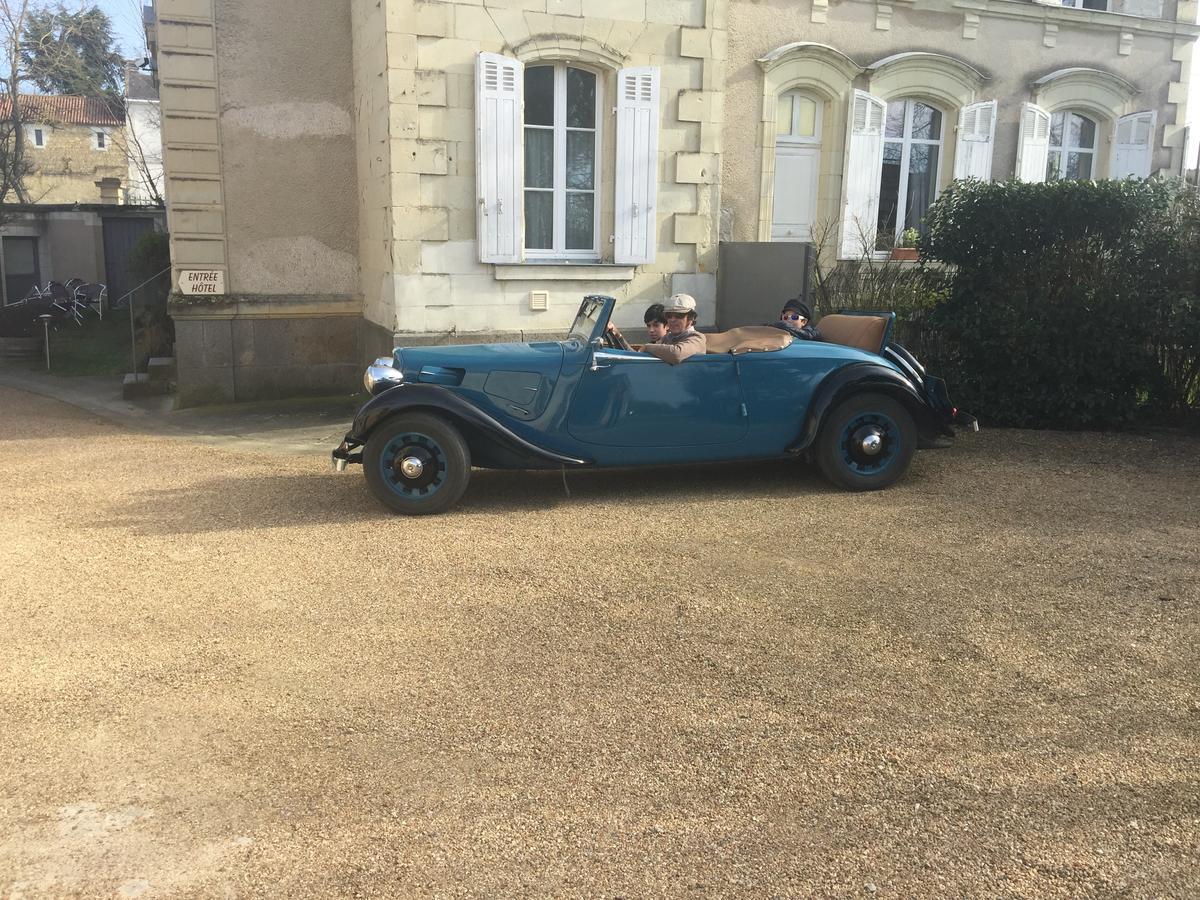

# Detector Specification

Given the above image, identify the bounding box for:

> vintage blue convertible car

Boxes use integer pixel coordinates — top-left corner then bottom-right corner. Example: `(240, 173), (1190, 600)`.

(332, 295), (973, 514)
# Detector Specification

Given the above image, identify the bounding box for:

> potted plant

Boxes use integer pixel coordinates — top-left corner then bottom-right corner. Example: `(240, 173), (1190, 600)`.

(890, 227), (920, 261)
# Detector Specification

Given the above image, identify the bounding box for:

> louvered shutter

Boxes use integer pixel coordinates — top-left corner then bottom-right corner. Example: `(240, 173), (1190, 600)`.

(840, 90), (886, 259)
(953, 100), (997, 181)
(1110, 110), (1155, 179)
(614, 67), (660, 265)
(475, 52), (523, 263)
(1015, 103), (1051, 183)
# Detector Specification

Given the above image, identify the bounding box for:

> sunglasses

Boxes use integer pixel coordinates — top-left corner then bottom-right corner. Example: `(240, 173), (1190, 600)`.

(665, 312), (688, 320)
(782, 313), (805, 321)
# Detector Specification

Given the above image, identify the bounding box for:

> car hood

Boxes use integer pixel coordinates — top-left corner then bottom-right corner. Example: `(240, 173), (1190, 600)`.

(394, 340), (565, 380)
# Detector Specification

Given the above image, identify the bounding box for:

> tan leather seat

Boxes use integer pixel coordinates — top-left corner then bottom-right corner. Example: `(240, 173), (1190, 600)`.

(704, 326), (794, 355)
(816, 314), (888, 353)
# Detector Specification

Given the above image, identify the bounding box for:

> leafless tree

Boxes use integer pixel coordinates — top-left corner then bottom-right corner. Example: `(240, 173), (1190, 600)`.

(0, 0), (33, 216)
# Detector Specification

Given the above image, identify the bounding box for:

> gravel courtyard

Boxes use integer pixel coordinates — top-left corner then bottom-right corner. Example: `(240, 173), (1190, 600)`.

(1, 385), (1197, 897)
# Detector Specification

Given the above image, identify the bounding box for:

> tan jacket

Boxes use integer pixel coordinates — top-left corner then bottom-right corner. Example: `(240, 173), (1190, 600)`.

(640, 328), (707, 365)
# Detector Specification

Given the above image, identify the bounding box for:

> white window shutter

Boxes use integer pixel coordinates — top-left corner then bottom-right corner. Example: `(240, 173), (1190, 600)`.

(840, 89), (886, 259)
(1015, 103), (1051, 183)
(475, 52), (523, 264)
(1110, 110), (1155, 179)
(953, 100), (997, 181)
(614, 67), (660, 265)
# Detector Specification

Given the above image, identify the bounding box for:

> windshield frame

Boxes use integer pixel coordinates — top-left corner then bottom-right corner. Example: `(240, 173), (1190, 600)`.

(566, 295), (613, 346)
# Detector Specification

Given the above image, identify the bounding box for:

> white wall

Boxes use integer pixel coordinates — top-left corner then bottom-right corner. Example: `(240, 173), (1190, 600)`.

(126, 99), (165, 204)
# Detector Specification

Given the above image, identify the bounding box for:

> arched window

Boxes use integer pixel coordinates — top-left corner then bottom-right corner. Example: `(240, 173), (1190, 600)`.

(1047, 110), (1097, 181)
(771, 91), (823, 241)
(523, 62), (600, 258)
(875, 99), (943, 251)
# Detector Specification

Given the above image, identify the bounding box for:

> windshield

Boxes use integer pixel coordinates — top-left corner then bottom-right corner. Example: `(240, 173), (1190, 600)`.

(567, 297), (605, 345)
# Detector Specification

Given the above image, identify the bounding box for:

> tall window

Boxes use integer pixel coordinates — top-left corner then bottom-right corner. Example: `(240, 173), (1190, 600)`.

(771, 91), (822, 241)
(523, 63), (600, 259)
(1047, 111), (1097, 181)
(33, 128), (44, 147)
(876, 99), (943, 250)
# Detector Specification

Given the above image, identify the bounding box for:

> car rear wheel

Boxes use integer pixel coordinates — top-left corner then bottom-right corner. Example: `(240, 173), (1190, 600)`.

(363, 413), (471, 515)
(815, 393), (916, 491)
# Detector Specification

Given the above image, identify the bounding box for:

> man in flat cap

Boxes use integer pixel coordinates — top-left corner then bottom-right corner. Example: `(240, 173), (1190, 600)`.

(638, 293), (707, 365)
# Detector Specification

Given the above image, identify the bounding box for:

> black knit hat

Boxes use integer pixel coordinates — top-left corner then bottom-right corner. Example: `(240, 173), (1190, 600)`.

(643, 303), (667, 326)
(782, 297), (812, 320)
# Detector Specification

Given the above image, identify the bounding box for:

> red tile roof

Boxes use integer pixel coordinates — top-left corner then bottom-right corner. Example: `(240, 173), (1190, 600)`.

(0, 94), (124, 126)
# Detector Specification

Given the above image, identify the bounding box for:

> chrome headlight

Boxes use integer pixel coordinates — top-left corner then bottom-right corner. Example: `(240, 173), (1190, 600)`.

(364, 356), (403, 394)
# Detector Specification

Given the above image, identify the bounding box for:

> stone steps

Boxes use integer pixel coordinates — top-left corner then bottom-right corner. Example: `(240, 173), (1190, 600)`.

(147, 356), (177, 381)
(122, 372), (172, 399)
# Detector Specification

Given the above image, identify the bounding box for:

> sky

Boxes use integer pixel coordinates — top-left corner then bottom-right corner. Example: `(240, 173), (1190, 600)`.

(93, 0), (150, 61)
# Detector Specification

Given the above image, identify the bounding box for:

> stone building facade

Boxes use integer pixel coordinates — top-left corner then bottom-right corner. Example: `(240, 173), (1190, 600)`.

(153, 0), (1198, 405)
(3, 94), (128, 204)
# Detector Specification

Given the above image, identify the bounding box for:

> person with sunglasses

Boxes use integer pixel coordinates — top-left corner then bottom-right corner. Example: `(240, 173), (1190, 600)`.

(638, 293), (706, 364)
(772, 297), (823, 341)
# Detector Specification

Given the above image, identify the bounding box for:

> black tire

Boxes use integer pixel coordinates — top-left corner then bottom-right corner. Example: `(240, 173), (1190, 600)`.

(815, 392), (916, 491)
(363, 413), (471, 515)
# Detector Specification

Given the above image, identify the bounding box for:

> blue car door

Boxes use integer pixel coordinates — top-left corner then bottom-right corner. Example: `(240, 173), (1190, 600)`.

(566, 350), (748, 447)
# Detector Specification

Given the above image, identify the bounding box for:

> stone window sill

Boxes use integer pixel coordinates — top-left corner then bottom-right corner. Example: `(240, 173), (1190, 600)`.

(494, 263), (636, 282)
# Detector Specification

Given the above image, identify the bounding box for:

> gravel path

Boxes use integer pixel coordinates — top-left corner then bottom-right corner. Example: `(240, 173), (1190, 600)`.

(1, 386), (1197, 897)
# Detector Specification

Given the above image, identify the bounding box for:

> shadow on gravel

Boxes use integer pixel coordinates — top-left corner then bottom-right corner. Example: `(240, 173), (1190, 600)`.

(97, 458), (834, 535)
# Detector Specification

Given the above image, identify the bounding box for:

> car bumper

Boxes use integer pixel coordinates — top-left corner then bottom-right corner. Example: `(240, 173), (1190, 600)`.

(331, 435), (363, 471)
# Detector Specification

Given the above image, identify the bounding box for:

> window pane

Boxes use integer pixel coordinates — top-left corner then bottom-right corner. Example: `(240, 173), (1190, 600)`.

(796, 96), (817, 137)
(1049, 112), (1065, 149)
(910, 103), (941, 140)
(885, 102), (905, 138)
(876, 147), (902, 250)
(1072, 115), (1096, 149)
(776, 94), (793, 135)
(1047, 150), (1062, 181)
(566, 67), (595, 128)
(565, 193), (594, 250)
(905, 143), (939, 230)
(566, 131), (594, 190)
(1066, 151), (1093, 180)
(525, 191), (553, 249)
(524, 66), (554, 126)
(524, 128), (553, 188)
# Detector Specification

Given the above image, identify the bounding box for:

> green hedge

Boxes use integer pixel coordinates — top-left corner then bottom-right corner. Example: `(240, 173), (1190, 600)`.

(915, 179), (1200, 429)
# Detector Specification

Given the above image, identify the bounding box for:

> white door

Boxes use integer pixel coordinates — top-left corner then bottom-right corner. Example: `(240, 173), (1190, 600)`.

(772, 145), (820, 241)
(772, 91), (822, 242)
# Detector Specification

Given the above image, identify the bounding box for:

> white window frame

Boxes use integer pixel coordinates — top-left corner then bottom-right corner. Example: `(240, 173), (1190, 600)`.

(1047, 110), (1098, 181)
(93, 128), (109, 151)
(26, 125), (46, 148)
(1060, 0), (1109, 9)
(776, 91), (823, 146)
(523, 62), (602, 262)
(879, 98), (944, 249)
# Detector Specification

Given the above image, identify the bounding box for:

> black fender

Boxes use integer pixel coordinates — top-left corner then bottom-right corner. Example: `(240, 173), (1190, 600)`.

(343, 383), (591, 468)
(788, 363), (951, 454)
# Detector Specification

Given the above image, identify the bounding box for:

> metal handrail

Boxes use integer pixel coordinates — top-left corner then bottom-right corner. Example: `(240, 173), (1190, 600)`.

(123, 266), (173, 374)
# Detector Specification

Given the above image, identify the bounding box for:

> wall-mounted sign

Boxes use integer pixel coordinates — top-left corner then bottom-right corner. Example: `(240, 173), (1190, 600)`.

(179, 270), (225, 295)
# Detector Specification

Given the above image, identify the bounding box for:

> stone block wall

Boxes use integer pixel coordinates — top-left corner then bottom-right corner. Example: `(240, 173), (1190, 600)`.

(23, 125), (126, 204)
(368, 0), (730, 339)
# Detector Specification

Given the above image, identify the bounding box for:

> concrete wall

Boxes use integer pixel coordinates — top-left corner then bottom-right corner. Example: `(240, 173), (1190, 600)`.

(23, 124), (127, 205)
(157, 0), (364, 406)
(722, 0), (1197, 246)
(380, 0), (728, 338)
(0, 208), (167, 303)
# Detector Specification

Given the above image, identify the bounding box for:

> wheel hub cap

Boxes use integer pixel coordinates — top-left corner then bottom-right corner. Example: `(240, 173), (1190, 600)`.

(400, 456), (424, 479)
(859, 430), (884, 456)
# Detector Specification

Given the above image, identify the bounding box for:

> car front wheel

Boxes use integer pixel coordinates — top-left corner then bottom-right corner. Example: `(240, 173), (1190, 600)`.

(815, 393), (916, 491)
(363, 413), (471, 515)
